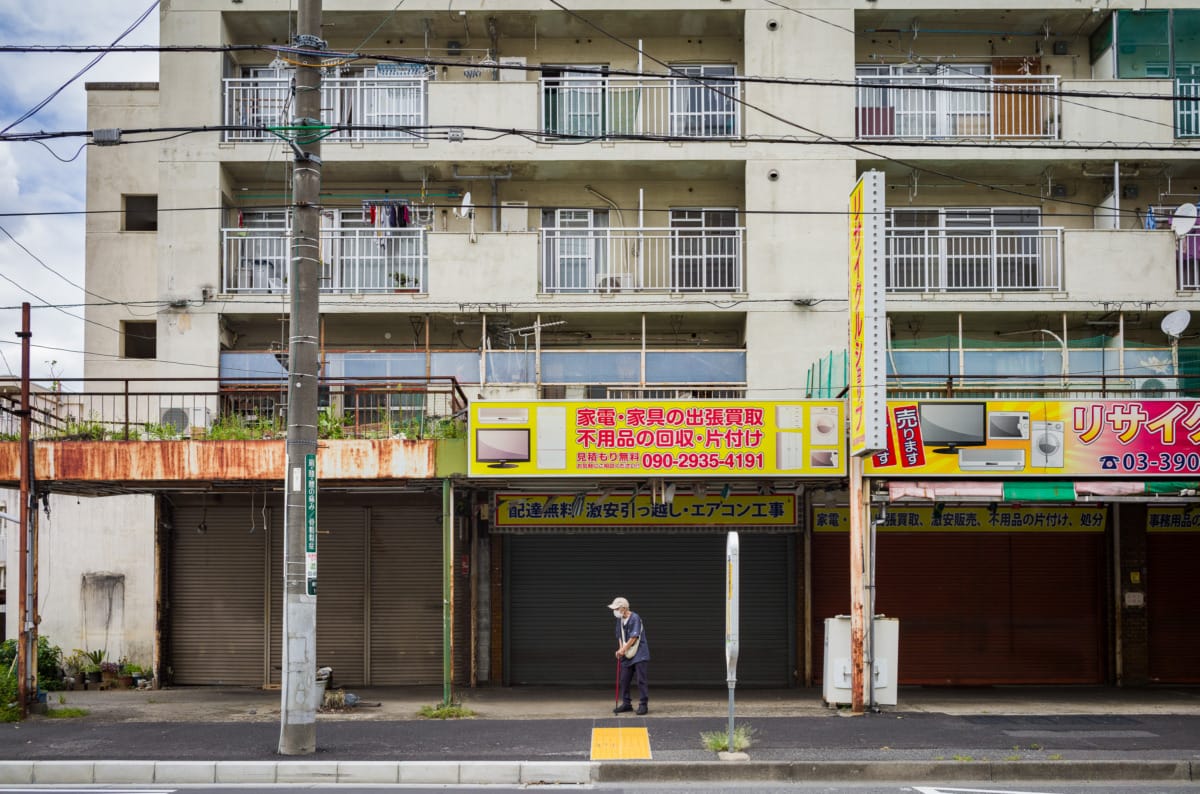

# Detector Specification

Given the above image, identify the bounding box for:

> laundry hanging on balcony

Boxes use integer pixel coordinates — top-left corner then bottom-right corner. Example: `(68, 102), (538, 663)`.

(364, 200), (412, 229)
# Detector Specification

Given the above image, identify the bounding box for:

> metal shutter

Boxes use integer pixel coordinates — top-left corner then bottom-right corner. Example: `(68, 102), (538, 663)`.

(315, 502), (368, 685)
(1148, 530), (1200, 683)
(369, 496), (444, 684)
(812, 529), (1104, 685)
(169, 498), (268, 685)
(506, 533), (793, 687)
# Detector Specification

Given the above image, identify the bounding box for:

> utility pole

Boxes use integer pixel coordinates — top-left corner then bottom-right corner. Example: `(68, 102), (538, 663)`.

(16, 303), (34, 718)
(278, 0), (323, 756)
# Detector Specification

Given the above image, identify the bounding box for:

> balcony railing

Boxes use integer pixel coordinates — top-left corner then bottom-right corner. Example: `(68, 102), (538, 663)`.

(222, 227), (427, 294)
(540, 75), (741, 139)
(1180, 232), (1200, 289)
(855, 74), (1059, 140)
(0, 377), (467, 442)
(1177, 77), (1200, 138)
(223, 73), (428, 143)
(885, 227), (1063, 292)
(540, 227), (744, 293)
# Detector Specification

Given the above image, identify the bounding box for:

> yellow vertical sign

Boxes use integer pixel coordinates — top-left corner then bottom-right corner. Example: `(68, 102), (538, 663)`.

(848, 171), (886, 456)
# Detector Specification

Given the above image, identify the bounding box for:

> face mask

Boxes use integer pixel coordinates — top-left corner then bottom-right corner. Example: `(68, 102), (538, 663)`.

(613, 609), (624, 618)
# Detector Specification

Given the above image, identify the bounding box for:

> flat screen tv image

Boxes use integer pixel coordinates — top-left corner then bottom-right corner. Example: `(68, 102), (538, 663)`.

(918, 401), (987, 452)
(475, 428), (531, 469)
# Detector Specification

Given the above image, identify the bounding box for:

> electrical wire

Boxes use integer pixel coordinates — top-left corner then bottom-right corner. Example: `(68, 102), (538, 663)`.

(0, 0), (161, 135)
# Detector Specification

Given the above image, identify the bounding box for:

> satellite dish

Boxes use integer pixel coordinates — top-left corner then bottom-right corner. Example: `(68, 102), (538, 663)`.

(1171, 203), (1198, 237)
(455, 191), (474, 219)
(1161, 309), (1192, 340)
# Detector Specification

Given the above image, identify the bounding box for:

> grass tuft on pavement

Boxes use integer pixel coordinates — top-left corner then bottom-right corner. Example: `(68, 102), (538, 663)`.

(46, 707), (89, 718)
(700, 723), (755, 752)
(418, 703), (475, 719)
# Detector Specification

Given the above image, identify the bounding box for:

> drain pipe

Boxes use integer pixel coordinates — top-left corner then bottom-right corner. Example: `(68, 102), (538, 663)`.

(453, 166), (512, 231)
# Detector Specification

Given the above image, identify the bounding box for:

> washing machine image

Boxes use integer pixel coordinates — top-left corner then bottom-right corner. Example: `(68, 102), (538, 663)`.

(1030, 421), (1065, 468)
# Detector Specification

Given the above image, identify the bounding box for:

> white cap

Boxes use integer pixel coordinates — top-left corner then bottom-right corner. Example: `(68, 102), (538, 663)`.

(607, 597), (629, 610)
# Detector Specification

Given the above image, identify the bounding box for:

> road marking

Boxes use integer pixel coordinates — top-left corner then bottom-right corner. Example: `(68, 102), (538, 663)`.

(1004, 729), (1156, 739)
(590, 726), (652, 760)
(914, 788), (1062, 794)
(0, 790), (175, 794)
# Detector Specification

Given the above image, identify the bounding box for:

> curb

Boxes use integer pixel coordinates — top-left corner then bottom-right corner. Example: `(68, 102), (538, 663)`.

(596, 759), (1197, 783)
(0, 761), (597, 786)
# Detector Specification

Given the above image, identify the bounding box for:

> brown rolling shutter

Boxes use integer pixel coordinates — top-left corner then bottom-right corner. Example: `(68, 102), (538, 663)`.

(812, 527), (1104, 685)
(169, 498), (268, 685)
(1147, 530), (1200, 683)
(369, 496), (444, 684)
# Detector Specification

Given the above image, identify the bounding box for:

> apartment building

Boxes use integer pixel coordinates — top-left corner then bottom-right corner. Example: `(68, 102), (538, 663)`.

(52, 2), (1200, 691)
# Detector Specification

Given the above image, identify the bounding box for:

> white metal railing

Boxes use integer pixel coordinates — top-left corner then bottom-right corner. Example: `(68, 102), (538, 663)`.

(1178, 77), (1200, 138)
(540, 75), (741, 139)
(855, 74), (1059, 139)
(223, 74), (428, 142)
(885, 227), (1063, 292)
(540, 227), (744, 292)
(1180, 232), (1200, 289)
(222, 227), (427, 293)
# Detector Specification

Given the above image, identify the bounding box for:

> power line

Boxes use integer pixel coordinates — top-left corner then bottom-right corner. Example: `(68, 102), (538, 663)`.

(0, 0), (160, 135)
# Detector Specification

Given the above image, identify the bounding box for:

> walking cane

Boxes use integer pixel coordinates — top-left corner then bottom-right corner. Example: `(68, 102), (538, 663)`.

(614, 656), (621, 711)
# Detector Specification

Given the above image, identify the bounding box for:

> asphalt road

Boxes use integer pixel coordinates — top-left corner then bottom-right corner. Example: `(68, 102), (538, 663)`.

(3, 713), (1200, 762)
(1, 784), (1196, 793)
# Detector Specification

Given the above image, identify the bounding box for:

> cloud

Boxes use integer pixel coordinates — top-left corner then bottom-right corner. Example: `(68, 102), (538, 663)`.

(0, 0), (159, 380)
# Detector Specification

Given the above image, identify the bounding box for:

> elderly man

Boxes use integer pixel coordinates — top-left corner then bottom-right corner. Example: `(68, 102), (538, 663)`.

(608, 596), (650, 715)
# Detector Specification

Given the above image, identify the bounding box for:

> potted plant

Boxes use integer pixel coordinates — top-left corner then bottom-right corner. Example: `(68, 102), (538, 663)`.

(391, 272), (419, 292)
(82, 649), (106, 684)
(117, 657), (135, 689)
(62, 651), (86, 690)
(99, 660), (120, 684)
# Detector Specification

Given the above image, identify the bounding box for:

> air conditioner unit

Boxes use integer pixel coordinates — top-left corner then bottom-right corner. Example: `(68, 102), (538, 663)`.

(1134, 376), (1179, 398)
(598, 275), (624, 292)
(160, 406), (212, 438)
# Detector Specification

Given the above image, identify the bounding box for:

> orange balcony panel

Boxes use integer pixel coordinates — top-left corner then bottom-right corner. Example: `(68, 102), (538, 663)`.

(0, 440), (438, 486)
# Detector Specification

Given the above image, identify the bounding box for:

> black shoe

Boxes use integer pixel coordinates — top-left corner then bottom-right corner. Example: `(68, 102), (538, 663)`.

(636, 705), (648, 715)
(613, 703), (633, 714)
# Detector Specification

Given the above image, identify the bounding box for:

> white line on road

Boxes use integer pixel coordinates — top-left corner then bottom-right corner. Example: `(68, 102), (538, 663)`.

(914, 788), (1063, 794)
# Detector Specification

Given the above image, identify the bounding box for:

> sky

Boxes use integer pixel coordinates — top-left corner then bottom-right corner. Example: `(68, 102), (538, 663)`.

(0, 0), (159, 383)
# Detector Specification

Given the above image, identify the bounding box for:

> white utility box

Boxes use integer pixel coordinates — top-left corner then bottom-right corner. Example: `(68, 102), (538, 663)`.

(822, 615), (899, 707)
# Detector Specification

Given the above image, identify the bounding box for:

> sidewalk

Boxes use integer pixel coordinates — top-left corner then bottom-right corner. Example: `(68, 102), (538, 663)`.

(1, 685), (1198, 785)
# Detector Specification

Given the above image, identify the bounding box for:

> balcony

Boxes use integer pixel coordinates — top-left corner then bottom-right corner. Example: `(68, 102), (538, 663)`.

(222, 227), (427, 294)
(855, 74), (1059, 140)
(540, 75), (741, 140)
(222, 70), (428, 143)
(1179, 77), (1200, 138)
(1180, 232), (1200, 290)
(540, 227), (744, 293)
(885, 227), (1063, 293)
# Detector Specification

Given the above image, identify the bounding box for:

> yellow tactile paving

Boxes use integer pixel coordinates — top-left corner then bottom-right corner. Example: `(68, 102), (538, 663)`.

(590, 726), (652, 760)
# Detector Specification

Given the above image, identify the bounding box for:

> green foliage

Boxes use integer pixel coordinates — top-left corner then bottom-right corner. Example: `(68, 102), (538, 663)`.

(318, 407), (352, 439)
(107, 426), (142, 441)
(55, 417), (107, 441)
(0, 668), (17, 723)
(206, 414), (281, 440)
(45, 707), (89, 718)
(425, 416), (463, 439)
(417, 703), (475, 720)
(0, 637), (62, 688)
(700, 724), (756, 753)
(0, 432), (19, 442)
(143, 421), (181, 440)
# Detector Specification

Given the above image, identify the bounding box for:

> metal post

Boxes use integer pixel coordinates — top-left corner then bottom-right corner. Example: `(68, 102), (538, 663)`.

(278, 0), (323, 756)
(16, 303), (33, 718)
(443, 478), (453, 706)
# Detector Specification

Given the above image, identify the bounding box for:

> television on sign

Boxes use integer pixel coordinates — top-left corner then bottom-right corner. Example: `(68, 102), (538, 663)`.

(918, 402), (987, 453)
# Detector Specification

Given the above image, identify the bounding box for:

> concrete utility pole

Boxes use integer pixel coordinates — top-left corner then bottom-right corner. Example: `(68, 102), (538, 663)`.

(16, 303), (34, 718)
(278, 0), (324, 756)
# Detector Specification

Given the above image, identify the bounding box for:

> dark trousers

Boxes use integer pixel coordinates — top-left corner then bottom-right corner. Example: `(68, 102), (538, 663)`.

(619, 661), (648, 706)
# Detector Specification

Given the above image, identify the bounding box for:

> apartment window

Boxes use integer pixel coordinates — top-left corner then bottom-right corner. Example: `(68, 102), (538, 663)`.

(542, 66), (608, 137)
(669, 64), (738, 137)
(122, 321), (157, 359)
(541, 208), (609, 292)
(1104, 9), (1200, 78)
(124, 195), (157, 231)
(670, 208), (739, 291)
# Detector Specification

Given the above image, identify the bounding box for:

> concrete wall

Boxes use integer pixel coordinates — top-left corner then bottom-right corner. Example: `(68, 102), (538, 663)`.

(2, 490), (156, 670)
(1060, 79), (1175, 145)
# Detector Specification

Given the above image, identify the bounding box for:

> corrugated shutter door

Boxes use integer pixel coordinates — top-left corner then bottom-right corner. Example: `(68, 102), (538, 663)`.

(369, 496), (443, 684)
(316, 503), (367, 685)
(507, 533), (792, 687)
(1148, 531), (1200, 683)
(812, 530), (1104, 685)
(169, 499), (267, 685)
